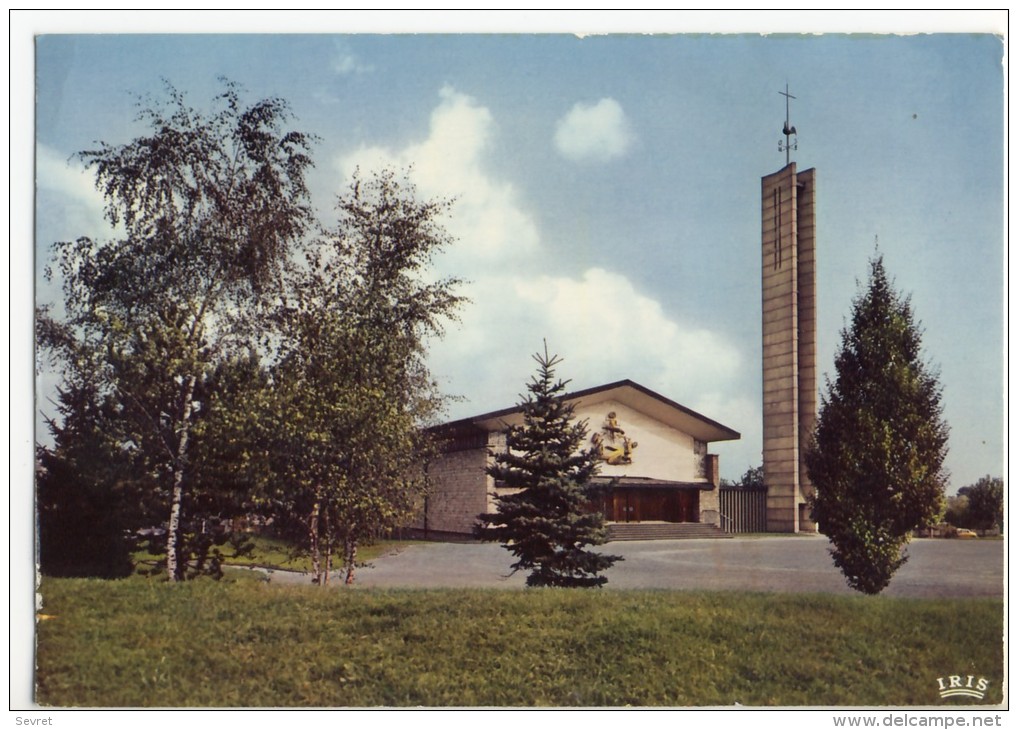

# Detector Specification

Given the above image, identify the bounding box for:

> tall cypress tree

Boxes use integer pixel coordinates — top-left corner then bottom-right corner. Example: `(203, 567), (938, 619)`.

(476, 346), (620, 587)
(807, 255), (948, 594)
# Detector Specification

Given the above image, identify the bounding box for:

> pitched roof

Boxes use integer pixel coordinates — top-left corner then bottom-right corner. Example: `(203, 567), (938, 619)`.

(438, 379), (740, 443)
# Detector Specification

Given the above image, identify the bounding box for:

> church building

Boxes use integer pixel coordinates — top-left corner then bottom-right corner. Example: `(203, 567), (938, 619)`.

(414, 89), (818, 539)
(414, 380), (740, 540)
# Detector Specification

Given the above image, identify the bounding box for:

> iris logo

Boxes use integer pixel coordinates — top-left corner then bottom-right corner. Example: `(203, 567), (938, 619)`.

(936, 675), (990, 700)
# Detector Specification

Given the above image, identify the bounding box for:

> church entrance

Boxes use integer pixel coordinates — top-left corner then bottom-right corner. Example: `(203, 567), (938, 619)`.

(607, 487), (699, 523)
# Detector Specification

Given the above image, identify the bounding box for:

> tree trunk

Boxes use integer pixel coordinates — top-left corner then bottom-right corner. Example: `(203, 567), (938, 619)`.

(344, 533), (357, 585)
(322, 512), (332, 586)
(308, 499), (321, 584)
(166, 373), (197, 582)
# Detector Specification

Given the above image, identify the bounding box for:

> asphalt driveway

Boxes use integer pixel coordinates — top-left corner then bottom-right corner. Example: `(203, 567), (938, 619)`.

(261, 535), (1004, 598)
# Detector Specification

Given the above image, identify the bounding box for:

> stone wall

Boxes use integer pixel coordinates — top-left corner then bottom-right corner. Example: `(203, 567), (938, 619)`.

(415, 444), (489, 535)
(699, 478), (721, 527)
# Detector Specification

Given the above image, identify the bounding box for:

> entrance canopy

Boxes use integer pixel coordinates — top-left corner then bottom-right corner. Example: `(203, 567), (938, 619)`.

(592, 477), (710, 524)
(593, 476), (713, 490)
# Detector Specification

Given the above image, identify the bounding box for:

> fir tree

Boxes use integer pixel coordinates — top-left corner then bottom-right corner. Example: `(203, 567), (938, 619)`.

(807, 255), (949, 594)
(476, 345), (621, 587)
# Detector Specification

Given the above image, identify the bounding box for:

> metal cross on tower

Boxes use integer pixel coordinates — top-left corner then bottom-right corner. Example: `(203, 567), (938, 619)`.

(779, 83), (797, 165)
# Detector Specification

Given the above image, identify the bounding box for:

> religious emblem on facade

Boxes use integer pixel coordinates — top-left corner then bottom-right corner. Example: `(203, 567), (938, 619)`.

(591, 411), (637, 465)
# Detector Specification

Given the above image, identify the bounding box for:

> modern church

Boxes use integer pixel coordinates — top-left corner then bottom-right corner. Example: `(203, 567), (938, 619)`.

(414, 102), (818, 539)
(415, 380), (741, 540)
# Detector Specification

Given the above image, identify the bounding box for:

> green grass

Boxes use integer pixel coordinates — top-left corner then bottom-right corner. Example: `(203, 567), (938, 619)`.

(222, 534), (403, 572)
(35, 577), (1003, 707)
(133, 534), (403, 575)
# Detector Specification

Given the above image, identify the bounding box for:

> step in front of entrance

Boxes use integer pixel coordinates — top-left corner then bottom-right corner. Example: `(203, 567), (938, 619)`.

(607, 522), (731, 541)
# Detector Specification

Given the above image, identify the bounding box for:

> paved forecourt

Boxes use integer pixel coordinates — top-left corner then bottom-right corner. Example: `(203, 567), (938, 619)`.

(261, 536), (1004, 598)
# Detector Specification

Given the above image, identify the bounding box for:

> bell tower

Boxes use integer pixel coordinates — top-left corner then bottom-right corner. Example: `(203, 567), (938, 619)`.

(761, 86), (817, 533)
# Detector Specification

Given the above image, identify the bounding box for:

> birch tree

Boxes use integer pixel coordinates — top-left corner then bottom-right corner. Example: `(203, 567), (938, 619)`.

(265, 168), (463, 585)
(37, 80), (314, 580)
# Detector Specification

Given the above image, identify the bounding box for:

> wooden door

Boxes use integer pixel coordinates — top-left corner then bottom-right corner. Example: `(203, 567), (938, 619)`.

(642, 490), (667, 521)
(677, 490), (699, 523)
(612, 491), (639, 522)
(661, 489), (683, 523)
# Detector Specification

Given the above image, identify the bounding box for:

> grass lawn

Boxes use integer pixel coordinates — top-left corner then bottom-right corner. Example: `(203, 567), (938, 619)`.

(133, 534), (403, 575)
(35, 576), (1003, 707)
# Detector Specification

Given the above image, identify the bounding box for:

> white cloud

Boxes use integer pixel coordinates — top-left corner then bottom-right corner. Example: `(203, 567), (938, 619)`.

(428, 266), (740, 421)
(513, 267), (738, 389)
(554, 98), (633, 162)
(331, 40), (371, 75)
(336, 88), (746, 461)
(337, 86), (539, 265)
(36, 143), (108, 235)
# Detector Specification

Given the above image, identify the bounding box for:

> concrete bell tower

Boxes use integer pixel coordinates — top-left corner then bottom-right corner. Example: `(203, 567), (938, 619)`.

(761, 86), (817, 533)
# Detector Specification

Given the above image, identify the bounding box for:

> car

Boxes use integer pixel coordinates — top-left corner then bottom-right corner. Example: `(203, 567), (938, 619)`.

(955, 528), (978, 539)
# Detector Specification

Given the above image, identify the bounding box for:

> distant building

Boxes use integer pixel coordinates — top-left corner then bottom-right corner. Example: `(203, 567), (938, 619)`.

(414, 380), (740, 541)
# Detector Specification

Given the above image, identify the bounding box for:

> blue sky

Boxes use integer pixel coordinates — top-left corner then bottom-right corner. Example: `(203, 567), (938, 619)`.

(28, 18), (1005, 490)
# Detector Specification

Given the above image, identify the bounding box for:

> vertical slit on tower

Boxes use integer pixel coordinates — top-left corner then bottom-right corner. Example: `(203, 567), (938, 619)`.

(774, 187), (781, 270)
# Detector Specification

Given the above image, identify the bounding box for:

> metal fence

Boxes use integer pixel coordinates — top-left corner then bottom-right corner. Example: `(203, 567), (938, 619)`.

(718, 487), (768, 533)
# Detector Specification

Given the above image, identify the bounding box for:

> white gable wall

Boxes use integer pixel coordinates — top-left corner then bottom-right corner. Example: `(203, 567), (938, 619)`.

(573, 400), (701, 482)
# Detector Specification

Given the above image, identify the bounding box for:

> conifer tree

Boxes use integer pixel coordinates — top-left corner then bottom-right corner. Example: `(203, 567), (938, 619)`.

(476, 346), (620, 587)
(807, 254), (948, 594)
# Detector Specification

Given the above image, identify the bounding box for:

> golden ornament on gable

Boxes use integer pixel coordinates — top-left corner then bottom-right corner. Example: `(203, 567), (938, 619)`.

(592, 411), (637, 465)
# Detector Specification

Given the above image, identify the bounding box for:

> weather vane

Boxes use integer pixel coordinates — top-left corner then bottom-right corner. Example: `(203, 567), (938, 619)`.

(779, 83), (797, 165)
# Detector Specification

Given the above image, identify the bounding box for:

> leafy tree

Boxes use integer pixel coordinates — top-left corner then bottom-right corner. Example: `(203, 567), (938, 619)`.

(959, 476), (1003, 533)
(722, 465), (765, 490)
(169, 354), (270, 578)
(264, 168), (463, 585)
(476, 346), (621, 587)
(36, 80), (315, 580)
(807, 255), (949, 594)
(943, 493), (972, 530)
